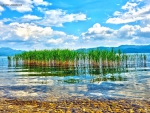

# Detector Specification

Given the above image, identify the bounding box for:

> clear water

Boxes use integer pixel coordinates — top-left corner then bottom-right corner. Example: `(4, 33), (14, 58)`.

(0, 55), (150, 101)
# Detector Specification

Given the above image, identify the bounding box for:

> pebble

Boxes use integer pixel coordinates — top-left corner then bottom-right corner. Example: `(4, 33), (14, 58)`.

(0, 97), (149, 112)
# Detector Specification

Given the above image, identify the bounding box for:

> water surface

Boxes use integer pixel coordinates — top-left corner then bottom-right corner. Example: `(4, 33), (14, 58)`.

(0, 55), (150, 101)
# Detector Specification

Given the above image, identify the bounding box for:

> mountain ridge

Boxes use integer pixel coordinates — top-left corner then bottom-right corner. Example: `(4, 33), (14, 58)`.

(0, 45), (150, 56)
(0, 47), (23, 56)
(77, 45), (150, 53)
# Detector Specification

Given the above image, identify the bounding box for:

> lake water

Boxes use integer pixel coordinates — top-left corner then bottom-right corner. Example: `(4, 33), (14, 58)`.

(0, 54), (150, 101)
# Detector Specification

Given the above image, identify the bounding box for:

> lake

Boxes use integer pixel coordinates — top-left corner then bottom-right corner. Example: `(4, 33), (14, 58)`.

(0, 54), (150, 101)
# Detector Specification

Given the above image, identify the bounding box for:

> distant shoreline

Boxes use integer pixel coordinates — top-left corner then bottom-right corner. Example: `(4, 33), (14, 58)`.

(1, 44), (150, 56)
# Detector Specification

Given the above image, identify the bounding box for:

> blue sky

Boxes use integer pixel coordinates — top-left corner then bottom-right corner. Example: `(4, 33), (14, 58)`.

(0, 0), (150, 50)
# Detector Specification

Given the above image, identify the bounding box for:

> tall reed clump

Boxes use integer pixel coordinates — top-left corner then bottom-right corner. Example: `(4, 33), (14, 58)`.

(7, 56), (11, 66)
(11, 49), (79, 67)
(87, 48), (122, 68)
(9, 48), (147, 68)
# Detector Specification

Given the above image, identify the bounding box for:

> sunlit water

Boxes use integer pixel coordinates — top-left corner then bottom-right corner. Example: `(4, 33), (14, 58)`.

(0, 54), (150, 101)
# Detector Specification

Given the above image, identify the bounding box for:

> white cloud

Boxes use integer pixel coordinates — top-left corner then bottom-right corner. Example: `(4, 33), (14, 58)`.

(121, 2), (138, 10)
(10, 23), (53, 41)
(37, 7), (47, 12)
(1, 18), (12, 22)
(140, 25), (150, 32)
(1, 22), (150, 50)
(116, 24), (140, 39)
(136, 24), (150, 38)
(82, 23), (140, 40)
(37, 9), (87, 27)
(81, 23), (115, 40)
(0, 6), (4, 11)
(47, 38), (63, 45)
(0, 8), (87, 27)
(0, 22), (79, 50)
(0, 0), (52, 13)
(0, 0), (33, 12)
(0, 22), (17, 41)
(81, 23), (150, 47)
(22, 14), (42, 20)
(33, 0), (52, 6)
(106, 1), (150, 24)
(1, 15), (42, 23)
(0, 6), (4, 15)
(113, 11), (121, 16)
(12, 5), (33, 13)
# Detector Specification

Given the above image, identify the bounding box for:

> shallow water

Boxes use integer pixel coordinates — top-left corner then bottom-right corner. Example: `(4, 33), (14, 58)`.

(0, 54), (150, 101)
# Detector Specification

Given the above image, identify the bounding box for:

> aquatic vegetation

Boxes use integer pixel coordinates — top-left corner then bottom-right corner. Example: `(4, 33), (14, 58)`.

(7, 56), (11, 66)
(8, 48), (147, 70)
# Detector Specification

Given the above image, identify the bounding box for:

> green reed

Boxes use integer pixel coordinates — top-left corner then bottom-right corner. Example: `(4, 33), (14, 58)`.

(8, 48), (146, 69)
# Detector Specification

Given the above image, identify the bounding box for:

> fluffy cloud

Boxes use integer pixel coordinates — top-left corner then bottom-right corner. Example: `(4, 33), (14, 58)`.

(33, 0), (52, 6)
(37, 7), (47, 13)
(121, 2), (138, 10)
(0, 9), (87, 27)
(81, 23), (150, 46)
(10, 22), (53, 41)
(47, 38), (63, 45)
(0, 6), (4, 15)
(116, 25), (140, 39)
(106, 1), (150, 24)
(136, 24), (150, 38)
(0, 0), (51, 13)
(21, 14), (42, 20)
(0, 0), (32, 12)
(0, 18), (12, 23)
(0, 22), (79, 49)
(81, 23), (114, 40)
(37, 9), (87, 27)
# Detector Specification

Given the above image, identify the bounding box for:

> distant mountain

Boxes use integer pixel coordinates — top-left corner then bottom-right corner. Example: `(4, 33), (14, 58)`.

(0, 45), (150, 56)
(77, 45), (150, 53)
(0, 47), (23, 56)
